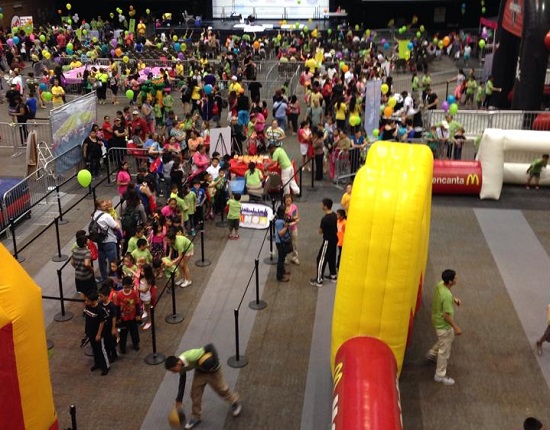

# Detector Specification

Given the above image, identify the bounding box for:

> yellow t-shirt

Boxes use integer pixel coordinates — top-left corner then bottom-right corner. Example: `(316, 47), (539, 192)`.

(51, 85), (65, 106)
(341, 192), (351, 213)
(335, 102), (348, 120)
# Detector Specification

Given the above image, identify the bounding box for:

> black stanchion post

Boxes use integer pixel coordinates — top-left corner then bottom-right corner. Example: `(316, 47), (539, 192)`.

(299, 166), (303, 198)
(54, 268), (74, 322)
(9, 218), (25, 263)
(215, 207), (228, 228)
(195, 222), (211, 267)
(91, 186), (97, 204)
(52, 217), (69, 262)
(311, 158), (315, 189)
(165, 275), (184, 324)
(106, 153), (112, 185)
(56, 185), (69, 225)
(69, 404), (77, 430)
(227, 308), (249, 368)
(86, 183), (93, 199)
(263, 217), (277, 265)
(145, 306), (167, 365)
(249, 258), (267, 310)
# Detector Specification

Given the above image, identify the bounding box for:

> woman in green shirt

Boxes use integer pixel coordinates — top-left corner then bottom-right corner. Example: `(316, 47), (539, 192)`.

(244, 162), (264, 198)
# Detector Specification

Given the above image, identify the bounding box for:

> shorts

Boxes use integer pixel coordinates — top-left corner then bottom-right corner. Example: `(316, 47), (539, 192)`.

(530, 172), (541, 178)
(300, 143), (309, 156)
(228, 218), (240, 231)
(184, 249), (194, 258)
(140, 291), (151, 303)
(75, 276), (97, 296)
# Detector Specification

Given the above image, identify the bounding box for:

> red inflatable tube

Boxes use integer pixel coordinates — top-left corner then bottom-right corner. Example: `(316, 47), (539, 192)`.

(332, 337), (402, 430)
(432, 160), (482, 195)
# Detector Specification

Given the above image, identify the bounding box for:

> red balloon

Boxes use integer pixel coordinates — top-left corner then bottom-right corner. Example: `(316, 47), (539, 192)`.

(545, 32), (550, 51)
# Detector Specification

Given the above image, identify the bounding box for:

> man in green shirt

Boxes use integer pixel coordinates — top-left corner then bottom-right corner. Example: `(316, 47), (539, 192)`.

(268, 142), (300, 196)
(426, 269), (462, 386)
(483, 75), (501, 109)
(165, 344), (242, 429)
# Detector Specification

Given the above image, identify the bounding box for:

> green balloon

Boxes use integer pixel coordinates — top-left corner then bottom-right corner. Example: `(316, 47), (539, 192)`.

(40, 34), (46, 42)
(126, 89), (134, 100)
(478, 39), (486, 49)
(327, 28), (332, 35)
(373, 128), (379, 137)
(449, 103), (458, 115)
(43, 91), (52, 102)
(77, 169), (92, 187)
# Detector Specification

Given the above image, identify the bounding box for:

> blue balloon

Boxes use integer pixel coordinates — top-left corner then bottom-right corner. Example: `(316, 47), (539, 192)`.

(39, 82), (47, 91)
(407, 42), (414, 50)
(383, 42), (390, 50)
(12, 36), (19, 45)
(174, 42), (181, 52)
(447, 95), (456, 104)
(0, 7), (3, 13)
(204, 84), (213, 95)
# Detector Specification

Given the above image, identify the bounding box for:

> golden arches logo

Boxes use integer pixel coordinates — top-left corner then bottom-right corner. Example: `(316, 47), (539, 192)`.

(466, 174), (479, 186)
(333, 362), (343, 390)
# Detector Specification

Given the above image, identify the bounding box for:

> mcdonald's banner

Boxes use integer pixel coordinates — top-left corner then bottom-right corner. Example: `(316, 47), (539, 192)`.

(432, 160), (482, 195)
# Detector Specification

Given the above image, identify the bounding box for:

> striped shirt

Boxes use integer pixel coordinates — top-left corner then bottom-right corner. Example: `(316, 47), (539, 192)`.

(72, 246), (93, 280)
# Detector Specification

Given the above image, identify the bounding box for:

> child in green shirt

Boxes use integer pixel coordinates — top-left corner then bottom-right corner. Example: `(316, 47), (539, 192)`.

(184, 184), (197, 234)
(526, 154), (549, 190)
(227, 193), (242, 240)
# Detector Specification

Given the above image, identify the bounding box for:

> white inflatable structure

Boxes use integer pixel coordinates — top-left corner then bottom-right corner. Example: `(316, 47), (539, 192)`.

(478, 129), (550, 200)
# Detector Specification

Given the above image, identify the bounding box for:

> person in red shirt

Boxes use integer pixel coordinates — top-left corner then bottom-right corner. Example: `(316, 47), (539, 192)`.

(130, 110), (148, 145)
(101, 115), (114, 148)
(114, 276), (141, 353)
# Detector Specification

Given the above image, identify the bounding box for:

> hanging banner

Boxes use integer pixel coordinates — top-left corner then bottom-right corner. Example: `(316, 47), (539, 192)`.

(50, 92), (97, 173)
(502, 0), (524, 38)
(129, 18), (136, 34)
(239, 203), (273, 230)
(20, 16), (33, 35)
(10, 15), (20, 31)
(364, 80), (381, 138)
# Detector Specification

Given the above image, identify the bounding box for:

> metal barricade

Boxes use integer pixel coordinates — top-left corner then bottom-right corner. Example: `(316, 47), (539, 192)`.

(0, 121), (52, 154)
(1, 144), (84, 236)
(106, 146), (150, 184)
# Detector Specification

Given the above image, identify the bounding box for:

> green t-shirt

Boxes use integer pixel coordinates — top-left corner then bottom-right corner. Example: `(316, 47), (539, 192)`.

(529, 158), (548, 175)
(173, 235), (194, 255)
(227, 198), (242, 220)
(245, 169), (263, 187)
(171, 192), (189, 221)
(184, 191), (197, 215)
(465, 79), (477, 95)
(271, 147), (291, 170)
(127, 235), (147, 255)
(431, 281), (454, 330)
(475, 86), (484, 102)
(485, 80), (494, 95)
(131, 248), (152, 264)
(412, 76), (419, 91)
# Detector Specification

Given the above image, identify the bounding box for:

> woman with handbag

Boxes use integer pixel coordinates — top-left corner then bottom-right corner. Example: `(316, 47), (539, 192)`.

(274, 206), (294, 283)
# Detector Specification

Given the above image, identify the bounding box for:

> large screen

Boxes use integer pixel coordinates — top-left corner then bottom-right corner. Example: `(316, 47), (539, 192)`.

(212, 0), (330, 19)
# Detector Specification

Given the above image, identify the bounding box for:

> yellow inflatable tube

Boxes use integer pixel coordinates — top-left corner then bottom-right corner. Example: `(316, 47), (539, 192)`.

(331, 141), (433, 374)
(0, 243), (58, 430)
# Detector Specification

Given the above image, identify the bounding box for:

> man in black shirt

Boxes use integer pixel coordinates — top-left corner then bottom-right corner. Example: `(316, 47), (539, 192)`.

(98, 284), (118, 362)
(424, 88), (439, 110)
(248, 76), (262, 103)
(84, 290), (110, 375)
(310, 198), (338, 287)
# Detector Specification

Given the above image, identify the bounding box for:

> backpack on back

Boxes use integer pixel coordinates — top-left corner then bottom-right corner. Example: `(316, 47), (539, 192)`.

(121, 205), (140, 235)
(88, 213), (108, 243)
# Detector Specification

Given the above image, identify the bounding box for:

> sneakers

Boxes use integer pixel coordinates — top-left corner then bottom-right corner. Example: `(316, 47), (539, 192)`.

(291, 256), (300, 265)
(141, 311), (148, 320)
(184, 418), (202, 429)
(309, 278), (323, 288)
(434, 374), (455, 385)
(231, 401), (242, 417)
(328, 274), (337, 282)
(536, 341), (543, 356)
(228, 234), (235, 240)
(142, 322), (151, 330)
(278, 276), (290, 282)
(177, 279), (192, 288)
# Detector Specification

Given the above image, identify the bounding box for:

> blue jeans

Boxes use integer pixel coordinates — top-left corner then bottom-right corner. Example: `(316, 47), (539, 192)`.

(276, 116), (287, 131)
(98, 241), (118, 281)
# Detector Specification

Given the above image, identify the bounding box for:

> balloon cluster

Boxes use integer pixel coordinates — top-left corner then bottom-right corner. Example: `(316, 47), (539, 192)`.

(481, 0), (486, 14)
(397, 25), (407, 35)
(461, 2), (466, 15)
(442, 95), (459, 115)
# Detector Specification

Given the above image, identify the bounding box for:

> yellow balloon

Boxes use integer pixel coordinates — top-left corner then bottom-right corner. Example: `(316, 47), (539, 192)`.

(381, 83), (389, 95)
(66, 3), (71, 10)
(388, 97), (397, 108)
(123, 55), (129, 63)
(172, 35), (178, 42)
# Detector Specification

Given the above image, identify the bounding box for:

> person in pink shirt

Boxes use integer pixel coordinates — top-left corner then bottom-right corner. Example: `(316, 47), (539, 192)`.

(192, 144), (210, 174)
(161, 198), (178, 219)
(116, 160), (131, 197)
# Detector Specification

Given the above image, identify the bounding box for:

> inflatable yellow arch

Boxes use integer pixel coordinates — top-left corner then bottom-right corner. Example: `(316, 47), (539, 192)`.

(0, 243), (58, 430)
(331, 141), (433, 430)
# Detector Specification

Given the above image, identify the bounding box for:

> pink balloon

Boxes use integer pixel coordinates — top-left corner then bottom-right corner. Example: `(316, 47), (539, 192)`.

(6, 39), (13, 47)
(381, 38), (386, 44)
(110, 49), (115, 57)
(441, 101), (449, 112)
(111, 38), (117, 48)
(29, 33), (35, 41)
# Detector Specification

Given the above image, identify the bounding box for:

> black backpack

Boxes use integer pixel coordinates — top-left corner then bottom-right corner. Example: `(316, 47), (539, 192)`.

(88, 213), (108, 243)
(121, 205), (140, 234)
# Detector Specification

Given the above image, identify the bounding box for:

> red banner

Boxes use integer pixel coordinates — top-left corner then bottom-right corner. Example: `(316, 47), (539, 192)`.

(333, 337), (402, 430)
(502, 0), (524, 38)
(432, 160), (482, 195)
